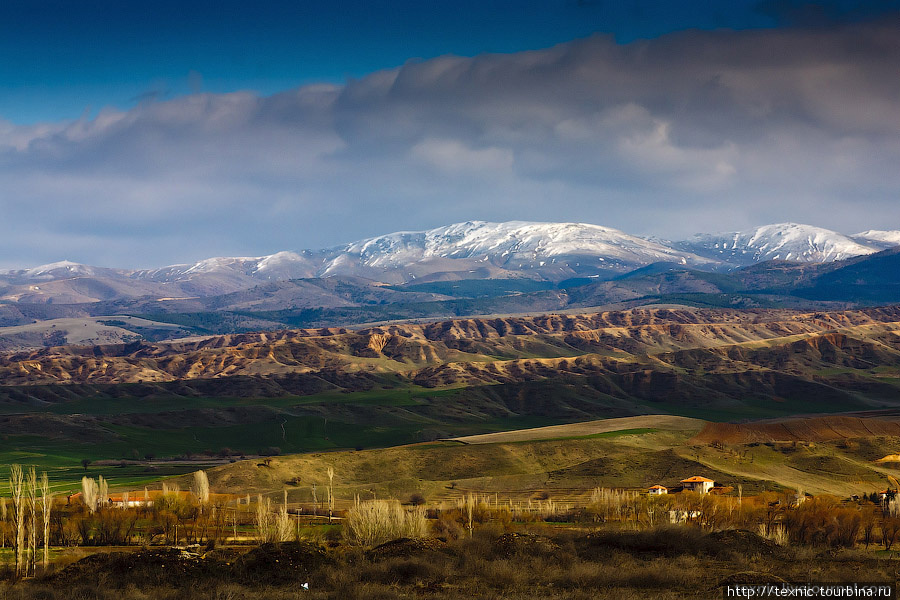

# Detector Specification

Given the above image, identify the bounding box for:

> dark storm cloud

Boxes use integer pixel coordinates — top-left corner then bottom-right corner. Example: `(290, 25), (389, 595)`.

(2, 19), (900, 268)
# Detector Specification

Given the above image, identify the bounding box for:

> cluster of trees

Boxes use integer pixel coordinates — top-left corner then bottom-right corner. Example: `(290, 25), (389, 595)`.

(11, 462), (900, 577)
(575, 487), (900, 550)
(0, 469), (243, 563)
(4, 465), (52, 578)
(411, 487), (900, 551)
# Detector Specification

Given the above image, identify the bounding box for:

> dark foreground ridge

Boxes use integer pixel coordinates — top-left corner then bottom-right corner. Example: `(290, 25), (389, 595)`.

(12, 529), (886, 600)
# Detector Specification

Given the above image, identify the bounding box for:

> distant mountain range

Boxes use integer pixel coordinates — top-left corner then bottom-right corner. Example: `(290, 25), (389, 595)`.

(3, 220), (900, 347)
(674, 223), (886, 265)
(3, 221), (898, 299)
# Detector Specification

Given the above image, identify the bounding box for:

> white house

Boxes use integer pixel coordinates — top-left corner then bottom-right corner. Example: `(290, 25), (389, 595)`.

(648, 485), (668, 495)
(681, 476), (714, 494)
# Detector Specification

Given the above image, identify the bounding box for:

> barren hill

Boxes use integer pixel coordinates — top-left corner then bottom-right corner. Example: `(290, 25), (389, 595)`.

(3, 306), (900, 391)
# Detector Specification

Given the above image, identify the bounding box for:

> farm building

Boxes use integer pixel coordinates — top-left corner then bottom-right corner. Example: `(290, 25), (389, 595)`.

(680, 476), (714, 494)
(648, 485), (668, 495)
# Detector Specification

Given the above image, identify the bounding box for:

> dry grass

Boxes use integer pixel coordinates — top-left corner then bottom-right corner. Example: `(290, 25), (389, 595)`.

(343, 499), (428, 546)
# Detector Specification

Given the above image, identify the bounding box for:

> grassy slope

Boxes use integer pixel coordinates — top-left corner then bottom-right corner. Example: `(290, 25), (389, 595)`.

(206, 422), (715, 505)
(199, 415), (900, 502)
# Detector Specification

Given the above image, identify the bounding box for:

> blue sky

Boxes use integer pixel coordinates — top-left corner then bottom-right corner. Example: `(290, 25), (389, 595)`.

(1, 1), (900, 268)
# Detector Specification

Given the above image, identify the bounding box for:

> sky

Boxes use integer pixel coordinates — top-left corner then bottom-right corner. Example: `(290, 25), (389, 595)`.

(1, 0), (900, 269)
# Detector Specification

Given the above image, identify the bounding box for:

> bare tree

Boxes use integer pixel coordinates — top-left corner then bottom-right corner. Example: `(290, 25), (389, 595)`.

(327, 466), (335, 523)
(232, 503), (238, 542)
(27, 467), (37, 576)
(193, 470), (210, 511)
(81, 477), (98, 513)
(98, 476), (109, 508)
(255, 495), (273, 543)
(40, 472), (51, 570)
(275, 490), (292, 542)
(1, 496), (6, 549)
(10, 465), (24, 578)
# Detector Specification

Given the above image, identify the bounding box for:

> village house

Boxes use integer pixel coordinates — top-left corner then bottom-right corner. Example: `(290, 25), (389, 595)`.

(110, 495), (153, 509)
(67, 492), (154, 508)
(680, 476), (714, 494)
(648, 485), (668, 495)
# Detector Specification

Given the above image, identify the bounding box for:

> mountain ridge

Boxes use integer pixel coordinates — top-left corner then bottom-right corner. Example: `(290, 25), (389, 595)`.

(4, 221), (899, 296)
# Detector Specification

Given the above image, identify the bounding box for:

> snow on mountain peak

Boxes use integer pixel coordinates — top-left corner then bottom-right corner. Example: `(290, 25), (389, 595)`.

(338, 220), (712, 273)
(681, 222), (877, 265)
(8, 221), (898, 290)
(22, 260), (98, 279)
(853, 230), (900, 249)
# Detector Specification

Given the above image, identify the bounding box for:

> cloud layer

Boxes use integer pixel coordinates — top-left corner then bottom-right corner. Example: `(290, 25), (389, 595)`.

(2, 19), (899, 269)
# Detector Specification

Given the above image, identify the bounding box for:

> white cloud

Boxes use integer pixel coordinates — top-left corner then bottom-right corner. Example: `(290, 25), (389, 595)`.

(411, 138), (514, 173)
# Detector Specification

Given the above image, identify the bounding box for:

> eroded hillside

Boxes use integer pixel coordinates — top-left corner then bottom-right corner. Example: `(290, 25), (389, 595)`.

(3, 307), (900, 390)
(4, 306), (900, 471)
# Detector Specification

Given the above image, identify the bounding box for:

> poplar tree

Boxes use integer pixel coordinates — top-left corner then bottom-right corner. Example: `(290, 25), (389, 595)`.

(27, 467), (37, 576)
(193, 470), (210, 511)
(40, 472), (51, 569)
(10, 465), (24, 578)
(81, 477), (98, 513)
(327, 467), (335, 523)
(98, 476), (109, 508)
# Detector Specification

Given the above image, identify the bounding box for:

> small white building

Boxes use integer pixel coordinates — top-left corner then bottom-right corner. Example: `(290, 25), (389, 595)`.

(648, 485), (668, 495)
(681, 476), (714, 494)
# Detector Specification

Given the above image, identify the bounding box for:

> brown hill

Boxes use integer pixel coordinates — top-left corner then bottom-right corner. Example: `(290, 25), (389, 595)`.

(2, 306), (900, 387)
(691, 416), (900, 444)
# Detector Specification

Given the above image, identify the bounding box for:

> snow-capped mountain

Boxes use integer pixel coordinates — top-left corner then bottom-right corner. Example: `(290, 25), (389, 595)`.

(323, 221), (717, 281)
(3, 260), (114, 281)
(132, 253), (318, 283)
(853, 230), (900, 250)
(675, 223), (879, 266)
(3, 220), (899, 305)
